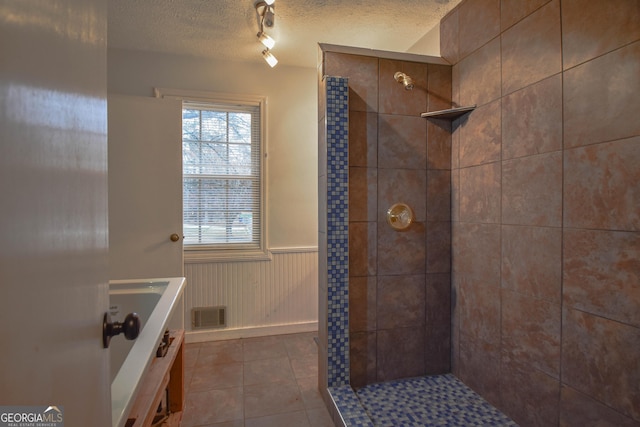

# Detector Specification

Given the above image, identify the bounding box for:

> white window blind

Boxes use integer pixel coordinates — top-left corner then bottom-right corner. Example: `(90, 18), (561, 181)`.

(182, 100), (262, 252)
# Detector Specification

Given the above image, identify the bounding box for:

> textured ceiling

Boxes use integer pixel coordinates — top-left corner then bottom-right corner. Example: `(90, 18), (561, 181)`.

(108, 0), (462, 68)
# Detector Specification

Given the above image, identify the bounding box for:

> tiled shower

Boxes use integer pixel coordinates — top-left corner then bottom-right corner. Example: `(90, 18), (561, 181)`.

(318, 0), (639, 426)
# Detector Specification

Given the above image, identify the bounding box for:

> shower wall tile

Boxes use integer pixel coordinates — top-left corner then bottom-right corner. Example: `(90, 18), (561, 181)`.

(502, 151), (563, 227)
(458, 332), (501, 407)
(425, 273), (452, 374)
(426, 170), (451, 221)
(501, 0), (551, 30)
(379, 59), (428, 116)
(459, 37), (501, 107)
(440, 8), (459, 64)
(454, 222), (500, 284)
(451, 64), (460, 107)
(349, 276), (377, 333)
(349, 331), (377, 389)
(501, 0), (561, 95)
(502, 74), (562, 160)
(458, 275), (501, 346)
(500, 360), (560, 427)
(377, 327), (425, 382)
(349, 222), (377, 277)
(563, 228), (640, 327)
(349, 111), (377, 168)
(501, 290), (561, 378)
(451, 169), (460, 222)
(427, 120), (452, 170)
(457, 0), (500, 60)
(459, 99), (501, 168)
(562, 0), (640, 70)
(426, 221), (451, 274)
(501, 225), (562, 304)
(377, 168), (426, 222)
(562, 308), (640, 421)
(377, 221), (426, 276)
(560, 385), (640, 427)
(563, 42), (640, 149)
(324, 52), (378, 113)
(376, 274), (425, 330)
(349, 167), (377, 222)
(459, 162), (501, 224)
(564, 137), (640, 231)
(377, 114), (427, 170)
(427, 64), (452, 112)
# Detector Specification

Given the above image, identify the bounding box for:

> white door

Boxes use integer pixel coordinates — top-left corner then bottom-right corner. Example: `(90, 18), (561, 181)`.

(0, 0), (110, 425)
(108, 95), (183, 279)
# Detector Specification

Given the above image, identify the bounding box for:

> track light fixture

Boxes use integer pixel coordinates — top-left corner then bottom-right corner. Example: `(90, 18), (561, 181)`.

(262, 49), (278, 67)
(255, 0), (278, 67)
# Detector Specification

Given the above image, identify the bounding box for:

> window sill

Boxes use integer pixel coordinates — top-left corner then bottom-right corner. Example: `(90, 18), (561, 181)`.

(184, 248), (273, 263)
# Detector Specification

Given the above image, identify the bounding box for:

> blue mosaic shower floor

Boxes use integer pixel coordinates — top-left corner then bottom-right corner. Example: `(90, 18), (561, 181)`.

(330, 374), (518, 427)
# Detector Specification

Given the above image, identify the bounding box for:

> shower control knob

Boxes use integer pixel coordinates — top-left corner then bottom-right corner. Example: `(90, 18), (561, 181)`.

(103, 312), (141, 348)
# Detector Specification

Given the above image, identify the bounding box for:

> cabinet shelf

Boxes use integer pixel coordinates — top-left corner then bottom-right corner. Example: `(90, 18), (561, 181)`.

(420, 105), (476, 120)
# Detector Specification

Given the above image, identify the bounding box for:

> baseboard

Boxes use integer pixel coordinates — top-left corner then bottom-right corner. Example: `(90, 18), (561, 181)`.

(184, 321), (318, 343)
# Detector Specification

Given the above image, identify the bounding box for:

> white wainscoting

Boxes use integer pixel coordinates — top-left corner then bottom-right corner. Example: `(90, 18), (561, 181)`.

(184, 247), (319, 343)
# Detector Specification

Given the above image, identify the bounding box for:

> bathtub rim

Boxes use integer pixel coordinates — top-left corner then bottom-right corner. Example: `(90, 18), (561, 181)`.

(110, 276), (186, 427)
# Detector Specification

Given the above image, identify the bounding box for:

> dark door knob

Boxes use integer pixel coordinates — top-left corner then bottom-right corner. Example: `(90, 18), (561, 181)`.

(103, 312), (141, 348)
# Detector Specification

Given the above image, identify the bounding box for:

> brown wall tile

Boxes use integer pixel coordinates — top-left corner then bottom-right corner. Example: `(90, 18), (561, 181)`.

(501, 0), (551, 30)
(562, 0), (640, 70)
(500, 360), (560, 426)
(349, 221), (377, 277)
(349, 331), (377, 388)
(349, 111), (377, 168)
(377, 327), (426, 382)
(427, 64), (453, 112)
(501, 225), (562, 304)
(377, 221), (426, 276)
(501, 290), (561, 377)
(378, 114), (427, 170)
(501, 0), (562, 95)
(426, 169), (451, 222)
(502, 74), (562, 160)
(458, 332), (501, 407)
(427, 120), (452, 170)
(460, 162), (501, 224)
(459, 37), (501, 107)
(459, 99), (501, 168)
(563, 42), (640, 149)
(440, 9), (459, 64)
(459, 275), (501, 346)
(378, 168), (427, 222)
(564, 137), (640, 231)
(560, 385), (640, 427)
(563, 228), (640, 327)
(376, 274), (426, 330)
(425, 273), (452, 374)
(349, 167), (377, 222)
(324, 51), (378, 112)
(502, 151), (563, 227)
(562, 308), (640, 420)
(454, 222), (501, 283)
(458, 0), (501, 60)
(426, 221), (451, 274)
(349, 276), (377, 333)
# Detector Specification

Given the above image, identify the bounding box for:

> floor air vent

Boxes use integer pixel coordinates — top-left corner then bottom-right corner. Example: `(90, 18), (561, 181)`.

(192, 306), (226, 329)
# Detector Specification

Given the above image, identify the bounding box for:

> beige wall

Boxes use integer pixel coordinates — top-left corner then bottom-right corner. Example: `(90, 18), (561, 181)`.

(107, 48), (318, 249)
(443, 0), (640, 425)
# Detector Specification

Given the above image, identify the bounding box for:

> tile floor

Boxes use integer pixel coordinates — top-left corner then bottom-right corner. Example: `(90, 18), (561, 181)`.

(181, 332), (334, 427)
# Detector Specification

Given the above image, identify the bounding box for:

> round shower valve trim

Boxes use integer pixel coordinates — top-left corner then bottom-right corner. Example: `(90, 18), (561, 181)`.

(387, 203), (414, 231)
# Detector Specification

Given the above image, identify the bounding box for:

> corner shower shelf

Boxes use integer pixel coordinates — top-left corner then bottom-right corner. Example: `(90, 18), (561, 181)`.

(420, 105), (476, 120)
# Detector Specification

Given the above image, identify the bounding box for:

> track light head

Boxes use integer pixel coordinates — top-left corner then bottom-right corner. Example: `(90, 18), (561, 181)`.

(262, 49), (278, 67)
(257, 32), (275, 49)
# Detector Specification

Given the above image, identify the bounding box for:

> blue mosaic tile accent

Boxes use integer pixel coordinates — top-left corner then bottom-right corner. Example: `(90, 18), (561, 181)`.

(325, 76), (350, 387)
(355, 374), (518, 427)
(329, 385), (374, 427)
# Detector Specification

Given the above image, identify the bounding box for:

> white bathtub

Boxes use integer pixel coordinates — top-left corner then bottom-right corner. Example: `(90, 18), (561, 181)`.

(109, 277), (186, 427)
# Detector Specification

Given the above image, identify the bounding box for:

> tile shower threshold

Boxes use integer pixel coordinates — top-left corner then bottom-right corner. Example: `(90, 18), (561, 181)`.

(329, 374), (518, 427)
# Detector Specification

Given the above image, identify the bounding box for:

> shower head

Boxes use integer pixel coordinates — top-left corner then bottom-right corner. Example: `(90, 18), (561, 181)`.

(394, 72), (414, 91)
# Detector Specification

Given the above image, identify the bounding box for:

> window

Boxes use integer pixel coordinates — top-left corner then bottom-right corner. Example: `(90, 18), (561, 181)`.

(156, 89), (268, 261)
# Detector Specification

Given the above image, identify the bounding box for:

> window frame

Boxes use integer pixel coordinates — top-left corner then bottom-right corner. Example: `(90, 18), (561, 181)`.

(155, 88), (270, 262)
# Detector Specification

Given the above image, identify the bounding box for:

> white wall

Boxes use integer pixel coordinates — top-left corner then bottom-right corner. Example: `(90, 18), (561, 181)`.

(107, 49), (319, 339)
